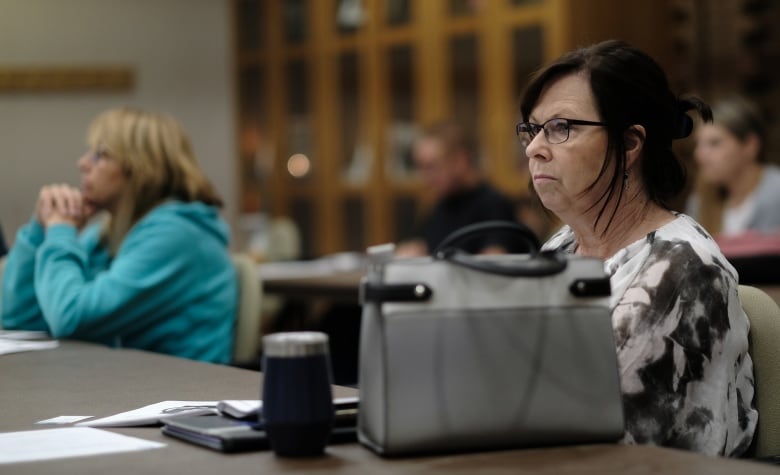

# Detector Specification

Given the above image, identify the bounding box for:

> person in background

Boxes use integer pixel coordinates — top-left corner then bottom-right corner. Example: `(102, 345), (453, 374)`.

(688, 96), (780, 255)
(396, 121), (525, 256)
(1, 107), (237, 363)
(518, 40), (755, 455)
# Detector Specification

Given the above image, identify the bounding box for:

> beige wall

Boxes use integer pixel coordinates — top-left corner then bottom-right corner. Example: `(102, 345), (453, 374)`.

(0, 0), (236, 245)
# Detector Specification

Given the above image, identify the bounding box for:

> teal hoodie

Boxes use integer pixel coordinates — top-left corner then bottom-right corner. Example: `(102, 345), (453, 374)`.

(1, 201), (237, 363)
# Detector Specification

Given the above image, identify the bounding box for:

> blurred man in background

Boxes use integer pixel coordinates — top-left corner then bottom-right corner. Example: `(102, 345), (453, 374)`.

(396, 121), (525, 256)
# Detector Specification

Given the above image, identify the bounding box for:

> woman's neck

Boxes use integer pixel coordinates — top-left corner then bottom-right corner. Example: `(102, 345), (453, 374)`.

(565, 192), (675, 260)
(725, 162), (763, 208)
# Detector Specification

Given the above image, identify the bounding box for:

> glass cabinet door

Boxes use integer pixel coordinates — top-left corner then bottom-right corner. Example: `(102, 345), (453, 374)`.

(342, 196), (366, 251)
(385, 0), (411, 26)
(335, 0), (367, 34)
(512, 26), (544, 175)
(238, 66), (271, 213)
(449, 34), (480, 145)
(393, 194), (418, 243)
(339, 51), (370, 184)
(385, 44), (417, 181)
(291, 196), (314, 258)
(449, 0), (486, 16)
(283, 0), (308, 45)
(284, 58), (314, 183)
(511, 0), (543, 6)
(234, 0), (573, 255)
(237, 0), (265, 53)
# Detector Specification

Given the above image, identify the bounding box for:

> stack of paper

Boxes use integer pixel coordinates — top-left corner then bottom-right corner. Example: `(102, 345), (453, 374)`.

(78, 401), (219, 427)
(75, 396), (359, 427)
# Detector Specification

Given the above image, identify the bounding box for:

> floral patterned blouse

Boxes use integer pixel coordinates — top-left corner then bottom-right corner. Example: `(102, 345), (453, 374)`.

(543, 213), (757, 456)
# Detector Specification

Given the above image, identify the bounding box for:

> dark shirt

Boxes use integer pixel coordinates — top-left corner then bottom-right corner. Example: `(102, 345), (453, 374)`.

(417, 183), (527, 254)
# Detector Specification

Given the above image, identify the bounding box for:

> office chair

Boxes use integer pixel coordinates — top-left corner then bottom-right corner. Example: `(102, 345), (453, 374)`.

(740, 285), (780, 457)
(231, 253), (263, 365)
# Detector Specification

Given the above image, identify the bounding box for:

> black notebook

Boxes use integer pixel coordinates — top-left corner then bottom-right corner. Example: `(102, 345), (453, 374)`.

(161, 415), (268, 452)
(161, 403), (358, 453)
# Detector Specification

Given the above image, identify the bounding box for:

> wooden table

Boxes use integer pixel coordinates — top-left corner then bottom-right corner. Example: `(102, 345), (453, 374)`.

(1, 341), (777, 474)
(258, 254), (365, 304)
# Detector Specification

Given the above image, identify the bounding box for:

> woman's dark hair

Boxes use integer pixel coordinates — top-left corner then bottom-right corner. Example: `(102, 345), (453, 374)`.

(520, 39), (712, 232)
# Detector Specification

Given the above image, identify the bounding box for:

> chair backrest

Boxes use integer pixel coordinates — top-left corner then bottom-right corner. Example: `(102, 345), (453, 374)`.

(231, 254), (263, 364)
(267, 217), (302, 261)
(739, 285), (780, 457)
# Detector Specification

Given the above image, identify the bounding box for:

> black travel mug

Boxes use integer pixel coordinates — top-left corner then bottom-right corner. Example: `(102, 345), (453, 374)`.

(262, 332), (334, 457)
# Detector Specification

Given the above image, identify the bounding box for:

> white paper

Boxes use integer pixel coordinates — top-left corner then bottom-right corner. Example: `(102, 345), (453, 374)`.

(0, 339), (59, 356)
(217, 396), (359, 419)
(78, 400), (218, 427)
(79, 396), (359, 428)
(217, 400), (262, 419)
(0, 330), (52, 340)
(36, 416), (94, 425)
(0, 427), (164, 465)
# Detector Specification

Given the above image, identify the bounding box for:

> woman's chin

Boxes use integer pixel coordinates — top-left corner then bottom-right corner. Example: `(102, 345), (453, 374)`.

(535, 196), (563, 215)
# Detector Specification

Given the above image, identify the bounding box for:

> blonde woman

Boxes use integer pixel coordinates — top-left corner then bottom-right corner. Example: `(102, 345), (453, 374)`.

(2, 107), (237, 363)
(687, 97), (780, 257)
(689, 96), (780, 237)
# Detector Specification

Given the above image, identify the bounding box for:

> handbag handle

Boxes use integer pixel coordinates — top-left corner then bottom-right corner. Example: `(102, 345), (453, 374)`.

(432, 220), (567, 277)
(433, 220), (541, 254)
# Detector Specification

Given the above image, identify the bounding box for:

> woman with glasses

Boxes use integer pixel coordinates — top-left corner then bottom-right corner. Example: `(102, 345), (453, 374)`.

(517, 40), (755, 456)
(1, 107), (237, 364)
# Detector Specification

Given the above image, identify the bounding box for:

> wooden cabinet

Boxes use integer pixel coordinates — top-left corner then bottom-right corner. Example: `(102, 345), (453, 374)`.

(233, 0), (588, 257)
(665, 0), (780, 166)
(233, 0), (779, 255)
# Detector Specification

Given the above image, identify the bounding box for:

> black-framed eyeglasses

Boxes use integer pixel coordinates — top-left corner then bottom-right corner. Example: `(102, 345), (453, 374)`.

(516, 118), (607, 146)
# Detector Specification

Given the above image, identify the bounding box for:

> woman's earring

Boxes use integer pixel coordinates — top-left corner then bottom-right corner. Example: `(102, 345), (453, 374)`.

(623, 172), (629, 191)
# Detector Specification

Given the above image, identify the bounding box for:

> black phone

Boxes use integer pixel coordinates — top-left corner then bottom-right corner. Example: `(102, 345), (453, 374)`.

(161, 402), (358, 453)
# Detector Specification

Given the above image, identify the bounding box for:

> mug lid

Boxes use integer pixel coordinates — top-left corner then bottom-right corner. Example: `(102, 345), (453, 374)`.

(263, 331), (330, 357)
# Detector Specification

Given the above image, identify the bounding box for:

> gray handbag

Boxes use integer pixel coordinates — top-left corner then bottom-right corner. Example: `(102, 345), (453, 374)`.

(357, 221), (625, 456)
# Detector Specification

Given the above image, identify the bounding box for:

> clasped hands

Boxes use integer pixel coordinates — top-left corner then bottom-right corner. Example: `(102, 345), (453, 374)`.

(36, 184), (96, 229)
